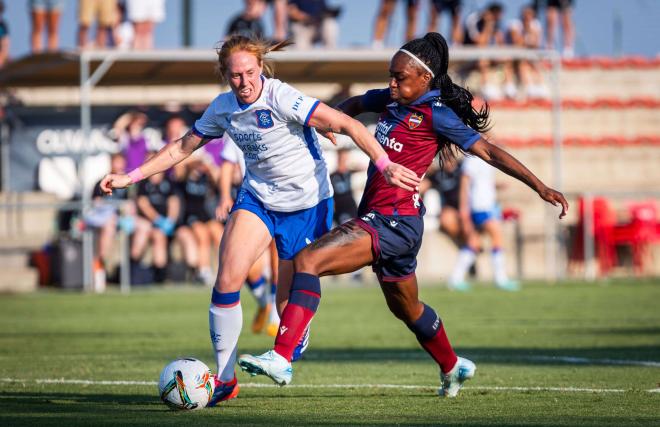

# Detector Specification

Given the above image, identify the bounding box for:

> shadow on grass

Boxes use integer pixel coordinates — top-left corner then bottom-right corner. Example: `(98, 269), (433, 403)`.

(237, 345), (660, 366)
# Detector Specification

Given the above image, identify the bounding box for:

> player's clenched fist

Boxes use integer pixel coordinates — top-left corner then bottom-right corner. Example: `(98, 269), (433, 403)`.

(100, 173), (132, 195)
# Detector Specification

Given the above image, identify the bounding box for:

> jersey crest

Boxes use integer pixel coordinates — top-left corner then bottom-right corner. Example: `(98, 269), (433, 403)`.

(255, 109), (274, 129)
(408, 112), (423, 129)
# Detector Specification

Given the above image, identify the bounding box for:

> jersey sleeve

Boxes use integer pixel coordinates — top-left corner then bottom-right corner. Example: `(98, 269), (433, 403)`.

(360, 88), (392, 113)
(270, 80), (320, 126)
(192, 96), (226, 139)
(432, 103), (481, 150)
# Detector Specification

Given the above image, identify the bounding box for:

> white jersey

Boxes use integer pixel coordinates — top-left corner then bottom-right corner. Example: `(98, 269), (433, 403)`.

(462, 156), (496, 212)
(193, 77), (333, 212)
(220, 137), (246, 177)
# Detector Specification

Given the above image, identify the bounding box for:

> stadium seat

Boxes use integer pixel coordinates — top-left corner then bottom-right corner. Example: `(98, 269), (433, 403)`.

(569, 197), (618, 275)
(611, 201), (660, 274)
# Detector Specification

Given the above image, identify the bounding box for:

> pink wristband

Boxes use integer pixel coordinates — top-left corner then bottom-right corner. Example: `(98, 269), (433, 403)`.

(128, 168), (144, 184)
(375, 155), (392, 173)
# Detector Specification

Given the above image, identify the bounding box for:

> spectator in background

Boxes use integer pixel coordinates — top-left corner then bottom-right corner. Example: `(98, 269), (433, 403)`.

(173, 156), (222, 286)
(372, 0), (419, 48)
(133, 163), (180, 283)
(29, 0), (63, 53)
(287, 0), (340, 49)
(427, 0), (463, 46)
(78, 0), (117, 49)
(421, 155), (464, 247)
(505, 4), (548, 99)
(227, 0), (266, 39)
(330, 148), (359, 226)
(0, 1), (9, 67)
(86, 153), (133, 284)
(266, 0), (288, 41)
(111, 110), (149, 173)
(126, 0), (165, 49)
(112, 1), (133, 49)
(448, 155), (519, 292)
(463, 2), (505, 100)
(534, 0), (574, 58)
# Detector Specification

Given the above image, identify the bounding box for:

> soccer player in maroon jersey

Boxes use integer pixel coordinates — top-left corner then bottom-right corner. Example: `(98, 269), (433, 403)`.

(238, 32), (568, 398)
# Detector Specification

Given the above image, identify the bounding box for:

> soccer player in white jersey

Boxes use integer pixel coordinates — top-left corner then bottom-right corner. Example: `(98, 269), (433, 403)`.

(448, 155), (519, 291)
(100, 34), (421, 406)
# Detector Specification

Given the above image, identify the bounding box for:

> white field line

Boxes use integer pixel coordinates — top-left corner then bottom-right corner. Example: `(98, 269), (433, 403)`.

(1, 378), (659, 394)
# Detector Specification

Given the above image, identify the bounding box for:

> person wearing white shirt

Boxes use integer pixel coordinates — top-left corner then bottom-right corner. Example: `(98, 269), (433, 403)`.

(100, 34), (419, 407)
(449, 155), (519, 291)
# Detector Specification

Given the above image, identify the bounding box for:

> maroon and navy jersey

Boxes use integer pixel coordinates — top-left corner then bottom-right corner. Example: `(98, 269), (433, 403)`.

(358, 88), (481, 216)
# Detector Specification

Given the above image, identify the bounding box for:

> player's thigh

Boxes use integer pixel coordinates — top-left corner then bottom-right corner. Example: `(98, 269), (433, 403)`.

(378, 275), (423, 323)
(293, 220), (374, 276)
(439, 207), (460, 237)
(217, 209), (272, 292)
(191, 221), (210, 245)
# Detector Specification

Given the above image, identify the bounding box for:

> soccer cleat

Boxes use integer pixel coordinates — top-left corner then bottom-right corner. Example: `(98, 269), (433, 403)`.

(238, 350), (293, 386)
(439, 356), (476, 398)
(448, 281), (471, 292)
(207, 374), (239, 407)
(291, 326), (310, 362)
(495, 280), (520, 292)
(251, 304), (271, 334)
(265, 323), (278, 337)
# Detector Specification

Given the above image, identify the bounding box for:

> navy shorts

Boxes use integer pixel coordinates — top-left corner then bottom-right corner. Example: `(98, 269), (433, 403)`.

(231, 188), (333, 260)
(355, 209), (425, 281)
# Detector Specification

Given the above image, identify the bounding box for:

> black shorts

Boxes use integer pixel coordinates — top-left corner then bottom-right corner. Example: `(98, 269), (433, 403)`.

(432, 0), (461, 16)
(541, 0), (573, 10)
(354, 209), (425, 281)
(184, 210), (211, 227)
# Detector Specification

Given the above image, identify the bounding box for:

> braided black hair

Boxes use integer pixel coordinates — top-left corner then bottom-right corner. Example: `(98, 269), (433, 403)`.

(400, 32), (491, 134)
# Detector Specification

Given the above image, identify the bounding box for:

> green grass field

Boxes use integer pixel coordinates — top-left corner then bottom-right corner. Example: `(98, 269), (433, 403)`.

(1, 279), (659, 426)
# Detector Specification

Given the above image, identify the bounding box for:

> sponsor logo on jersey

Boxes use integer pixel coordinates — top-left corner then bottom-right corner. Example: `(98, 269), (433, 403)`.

(375, 120), (403, 152)
(408, 112), (423, 129)
(255, 109), (274, 129)
(292, 95), (304, 112)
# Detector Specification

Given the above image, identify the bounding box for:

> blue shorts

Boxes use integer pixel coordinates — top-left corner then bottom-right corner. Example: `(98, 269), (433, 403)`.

(231, 188), (334, 260)
(29, 0), (64, 11)
(471, 205), (501, 229)
(355, 208), (425, 281)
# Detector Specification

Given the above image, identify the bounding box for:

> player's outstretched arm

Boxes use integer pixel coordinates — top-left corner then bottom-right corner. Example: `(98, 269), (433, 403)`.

(100, 131), (207, 196)
(335, 95), (366, 118)
(468, 138), (568, 218)
(308, 102), (421, 192)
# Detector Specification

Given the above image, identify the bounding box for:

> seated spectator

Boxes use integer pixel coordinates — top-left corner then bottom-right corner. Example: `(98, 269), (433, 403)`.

(86, 153), (135, 285)
(227, 0), (266, 39)
(0, 1), (8, 67)
(126, 0), (165, 49)
(463, 2), (505, 100)
(505, 4), (548, 99)
(132, 164), (180, 283)
(29, 0), (63, 53)
(427, 0), (463, 46)
(111, 110), (149, 173)
(173, 155), (222, 286)
(372, 0), (419, 48)
(534, 0), (575, 57)
(78, 0), (118, 49)
(287, 0), (340, 49)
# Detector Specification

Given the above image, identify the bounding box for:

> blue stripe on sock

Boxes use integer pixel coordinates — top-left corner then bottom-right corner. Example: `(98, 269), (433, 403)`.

(407, 304), (441, 341)
(247, 276), (266, 291)
(211, 288), (240, 305)
(291, 272), (321, 295)
(289, 290), (320, 312)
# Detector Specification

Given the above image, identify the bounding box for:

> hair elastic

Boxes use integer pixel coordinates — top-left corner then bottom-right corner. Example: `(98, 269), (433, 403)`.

(398, 49), (435, 77)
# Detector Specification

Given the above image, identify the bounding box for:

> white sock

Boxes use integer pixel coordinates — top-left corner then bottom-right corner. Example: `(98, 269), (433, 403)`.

(247, 276), (269, 308)
(209, 302), (243, 382)
(268, 283), (280, 324)
(450, 248), (476, 285)
(492, 248), (509, 285)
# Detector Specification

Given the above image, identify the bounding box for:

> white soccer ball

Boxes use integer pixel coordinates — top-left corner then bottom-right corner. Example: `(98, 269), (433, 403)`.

(158, 358), (215, 410)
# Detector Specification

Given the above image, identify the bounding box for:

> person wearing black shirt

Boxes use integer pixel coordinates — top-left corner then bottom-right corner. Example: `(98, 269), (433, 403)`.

(226, 0), (266, 38)
(133, 168), (180, 282)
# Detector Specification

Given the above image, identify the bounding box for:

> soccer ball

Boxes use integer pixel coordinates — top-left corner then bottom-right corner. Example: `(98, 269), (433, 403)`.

(158, 358), (215, 410)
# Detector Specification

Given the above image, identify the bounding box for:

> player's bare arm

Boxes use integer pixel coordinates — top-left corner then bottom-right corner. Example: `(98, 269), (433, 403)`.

(334, 95), (366, 118)
(99, 131), (209, 195)
(307, 102), (421, 191)
(468, 138), (569, 218)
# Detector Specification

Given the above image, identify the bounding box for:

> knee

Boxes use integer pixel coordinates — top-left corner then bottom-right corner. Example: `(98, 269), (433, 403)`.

(386, 299), (420, 324)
